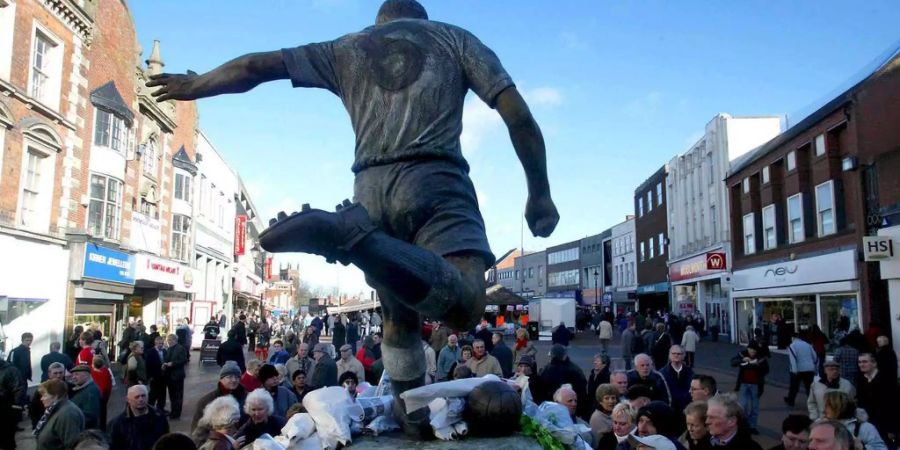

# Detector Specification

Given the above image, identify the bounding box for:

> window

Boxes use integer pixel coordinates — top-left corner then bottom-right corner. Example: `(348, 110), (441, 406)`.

(815, 181), (835, 236)
(140, 198), (157, 218)
(30, 31), (55, 102)
(707, 152), (714, 184)
(87, 174), (123, 240)
(174, 172), (192, 203)
(648, 236), (655, 258)
(548, 269), (579, 287)
(528, 267), (534, 278)
(171, 214), (192, 261)
(761, 166), (770, 184)
(762, 204), (776, 250)
(640, 241), (645, 261)
(548, 248), (579, 264)
(786, 151), (796, 171)
(658, 233), (665, 255)
(743, 213), (755, 255)
(19, 150), (45, 228)
(638, 197), (643, 217)
(787, 194), (804, 243)
(742, 177), (750, 194)
(814, 134), (826, 157)
(93, 110), (127, 154)
(647, 191), (653, 212)
(142, 139), (157, 176)
(710, 205), (717, 239)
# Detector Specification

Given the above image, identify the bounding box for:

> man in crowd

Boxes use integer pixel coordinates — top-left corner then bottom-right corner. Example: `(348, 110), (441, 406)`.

(429, 321), (449, 355)
(807, 360), (855, 420)
(309, 343), (338, 389)
(491, 332), (514, 378)
(784, 332), (817, 407)
(336, 344), (365, 383)
(8, 332), (33, 405)
(40, 342), (73, 382)
(807, 419), (853, 450)
(0, 355), (22, 450)
(621, 321), (639, 370)
(286, 343), (315, 384)
(192, 361), (247, 429)
(108, 385), (169, 450)
(436, 334), (460, 382)
(633, 401), (682, 448)
(690, 374), (717, 402)
(552, 386), (593, 446)
(856, 352), (899, 445)
(466, 339), (502, 377)
(610, 370), (629, 400)
(706, 394), (762, 450)
(770, 414), (812, 450)
(660, 345), (693, 413)
(30, 362), (65, 428)
(539, 344), (588, 419)
(216, 330), (245, 373)
(69, 364), (102, 429)
(268, 340), (290, 365)
(161, 334), (188, 419)
(145, 336), (167, 412)
(627, 353), (671, 405)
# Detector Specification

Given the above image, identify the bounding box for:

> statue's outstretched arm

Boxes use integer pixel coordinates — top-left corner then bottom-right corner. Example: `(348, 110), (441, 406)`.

(146, 50), (288, 102)
(495, 86), (559, 238)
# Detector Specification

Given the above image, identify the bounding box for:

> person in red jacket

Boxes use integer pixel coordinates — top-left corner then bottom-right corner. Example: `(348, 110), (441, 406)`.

(241, 359), (263, 393)
(356, 336), (377, 384)
(90, 355), (113, 430)
(77, 330), (96, 366)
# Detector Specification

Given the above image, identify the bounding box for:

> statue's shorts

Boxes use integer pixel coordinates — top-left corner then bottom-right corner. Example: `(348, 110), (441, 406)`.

(354, 159), (496, 267)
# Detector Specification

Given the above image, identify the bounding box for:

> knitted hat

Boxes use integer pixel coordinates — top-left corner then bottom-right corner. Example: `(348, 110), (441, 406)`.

(636, 401), (680, 438)
(219, 361), (241, 379)
(257, 364), (279, 383)
(70, 364), (91, 373)
(625, 384), (653, 401)
(516, 355), (536, 367)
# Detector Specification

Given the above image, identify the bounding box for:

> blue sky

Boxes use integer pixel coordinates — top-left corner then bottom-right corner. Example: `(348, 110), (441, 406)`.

(131, 1), (900, 296)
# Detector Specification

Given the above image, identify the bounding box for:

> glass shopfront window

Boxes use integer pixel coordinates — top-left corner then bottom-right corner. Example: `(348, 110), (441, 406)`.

(819, 294), (859, 352)
(673, 284), (696, 304)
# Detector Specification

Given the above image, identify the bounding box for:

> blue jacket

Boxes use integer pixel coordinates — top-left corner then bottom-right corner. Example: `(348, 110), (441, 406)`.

(268, 350), (290, 365)
(788, 338), (817, 373)
(436, 345), (461, 382)
(659, 363), (694, 413)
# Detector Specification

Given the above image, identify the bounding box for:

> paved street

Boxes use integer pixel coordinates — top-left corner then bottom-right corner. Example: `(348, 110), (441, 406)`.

(15, 331), (805, 449)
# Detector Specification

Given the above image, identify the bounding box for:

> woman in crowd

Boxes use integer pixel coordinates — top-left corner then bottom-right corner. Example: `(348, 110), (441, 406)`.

(679, 401), (711, 450)
(356, 336), (378, 384)
(195, 396), (243, 450)
(257, 364), (297, 418)
(237, 388), (286, 446)
(587, 354), (611, 413)
(125, 340), (148, 387)
(596, 402), (637, 450)
(589, 383), (618, 445)
(34, 379), (84, 450)
(193, 361), (248, 429)
(91, 355), (113, 431)
(290, 370), (312, 403)
(514, 327), (537, 364)
(822, 390), (887, 450)
(66, 326), (84, 362)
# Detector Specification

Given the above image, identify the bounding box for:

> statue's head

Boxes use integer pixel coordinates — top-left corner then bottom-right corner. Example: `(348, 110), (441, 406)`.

(376, 0), (428, 25)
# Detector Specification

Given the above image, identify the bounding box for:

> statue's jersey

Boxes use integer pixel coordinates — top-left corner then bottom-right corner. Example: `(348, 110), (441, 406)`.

(281, 19), (514, 174)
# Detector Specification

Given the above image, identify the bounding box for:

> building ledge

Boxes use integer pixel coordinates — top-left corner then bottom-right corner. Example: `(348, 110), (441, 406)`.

(0, 224), (68, 246)
(0, 79), (78, 131)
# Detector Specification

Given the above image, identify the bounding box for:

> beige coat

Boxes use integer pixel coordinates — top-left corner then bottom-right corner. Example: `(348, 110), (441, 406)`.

(466, 354), (503, 377)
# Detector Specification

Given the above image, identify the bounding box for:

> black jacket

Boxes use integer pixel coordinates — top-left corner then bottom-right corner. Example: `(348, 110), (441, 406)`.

(163, 344), (188, 380)
(233, 321), (247, 346)
(40, 352), (73, 382)
(730, 351), (769, 397)
(491, 341), (514, 378)
(625, 370), (671, 405)
(144, 346), (165, 380)
(191, 384), (248, 429)
(710, 431), (763, 450)
(9, 344), (32, 382)
(310, 357), (338, 389)
(539, 358), (589, 419)
(587, 366), (611, 412)
(108, 406), (169, 450)
(332, 323), (346, 350)
(237, 415), (286, 444)
(216, 339), (246, 373)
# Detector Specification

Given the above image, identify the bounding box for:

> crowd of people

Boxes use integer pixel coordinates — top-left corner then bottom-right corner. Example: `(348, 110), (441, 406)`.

(0, 306), (898, 450)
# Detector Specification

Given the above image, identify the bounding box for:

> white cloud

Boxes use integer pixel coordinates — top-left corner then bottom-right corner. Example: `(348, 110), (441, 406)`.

(624, 91), (663, 118)
(460, 97), (503, 157)
(524, 87), (564, 107)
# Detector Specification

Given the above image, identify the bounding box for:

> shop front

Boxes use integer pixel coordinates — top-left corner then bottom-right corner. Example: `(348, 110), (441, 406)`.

(68, 240), (136, 361)
(731, 249), (860, 350)
(668, 249), (731, 341)
(636, 282), (670, 314)
(133, 253), (198, 336)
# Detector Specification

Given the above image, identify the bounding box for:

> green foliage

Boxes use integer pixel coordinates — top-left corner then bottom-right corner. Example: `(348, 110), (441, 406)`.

(520, 415), (566, 450)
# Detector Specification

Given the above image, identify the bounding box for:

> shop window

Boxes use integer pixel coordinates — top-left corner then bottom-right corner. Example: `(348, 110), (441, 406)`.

(787, 194), (804, 244)
(815, 181), (835, 237)
(819, 294), (859, 352)
(762, 204), (776, 250)
(786, 151), (797, 171)
(743, 213), (755, 255)
(0, 296), (49, 325)
(87, 173), (123, 240)
(171, 214), (191, 261)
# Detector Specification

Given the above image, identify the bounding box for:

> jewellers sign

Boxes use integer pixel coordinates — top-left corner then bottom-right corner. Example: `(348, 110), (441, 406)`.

(669, 250), (728, 282)
(732, 249), (857, 291)
(134, 254), (198, 293)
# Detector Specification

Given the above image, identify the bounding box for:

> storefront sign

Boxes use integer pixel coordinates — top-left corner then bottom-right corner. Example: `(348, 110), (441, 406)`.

(234, 215), (247, 256)
(160, 290), (190, 302)
(83, 245), (135, 285)
(637, 282), (670, 294)
(669, 250), (728, 282)
(733, 250), (857, 291)
(134, 254), (197, 293)
(129, 212), (161, 254)
(265, 257), (273, 280)
(863, 236), (894, 261)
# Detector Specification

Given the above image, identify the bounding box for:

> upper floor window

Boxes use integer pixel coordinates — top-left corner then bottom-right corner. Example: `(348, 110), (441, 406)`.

(646, 191), (653, 212)
(743, 213), (756, 255)
(29, 29), (61, 107)
(786, 151), (797, 171)
(528, 267), (534, 278)
(19, 149), (49, 230)
(171, 214), (192, 261)
(142, 139), (157, 176)
(762, 204), (776, 250)
(637, 197), (644, 217)
(787, 194), (804, 244)
(548, 247), (579, 264)
(656, 183), (663, 206)
(648, 236), (655, 259)
(762, 166), (770, 184)
(94, 110), (127, 154)
(742, 177), (750, 194)
(815, 181), (835, 237)
(658, 233), (665, 255)
(640, 241), (645, 261)
(174, 172), (192, 204)
(814, 134), (826, 157)
(87, 173), (123, 240)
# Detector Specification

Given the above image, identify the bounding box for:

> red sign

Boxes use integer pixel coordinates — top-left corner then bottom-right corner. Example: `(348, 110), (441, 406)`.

(669, 250), (728, 282)
(234, 215), (247, 256)
(706, 252), (727, 270)
(265, 257), (273, 280)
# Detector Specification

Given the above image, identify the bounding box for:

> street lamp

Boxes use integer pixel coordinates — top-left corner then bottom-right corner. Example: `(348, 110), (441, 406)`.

(593, 269), (600, 305)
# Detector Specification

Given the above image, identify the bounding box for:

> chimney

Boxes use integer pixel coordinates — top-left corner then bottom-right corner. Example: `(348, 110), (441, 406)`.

(146, 40), (164, 76)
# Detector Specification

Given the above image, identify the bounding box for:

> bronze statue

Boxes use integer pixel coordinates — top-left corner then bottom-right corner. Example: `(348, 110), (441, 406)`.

(148, 0), (558, 437)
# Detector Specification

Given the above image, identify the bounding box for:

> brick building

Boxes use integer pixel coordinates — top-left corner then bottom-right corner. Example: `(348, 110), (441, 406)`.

(726, 49), (899, 349)
(634, 165), (669, 312)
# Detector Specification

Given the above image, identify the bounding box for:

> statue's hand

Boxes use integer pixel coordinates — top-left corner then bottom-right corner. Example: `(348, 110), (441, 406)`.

(525, 194), (559, 238)
(146, 70), (200, 102)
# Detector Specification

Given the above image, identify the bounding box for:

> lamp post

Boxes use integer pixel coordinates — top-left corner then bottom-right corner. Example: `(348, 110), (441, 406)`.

(593, 269), (600, 306)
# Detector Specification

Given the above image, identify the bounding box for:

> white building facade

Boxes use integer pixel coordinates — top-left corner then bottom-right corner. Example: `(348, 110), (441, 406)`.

(666, 113), (782, 342)
(610, 217), (637, 311)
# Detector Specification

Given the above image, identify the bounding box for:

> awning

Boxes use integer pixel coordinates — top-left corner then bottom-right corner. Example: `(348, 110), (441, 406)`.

(90, 81), (134, 127)
(485, 284), (528, 306)
(328, 301), (381, 314)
